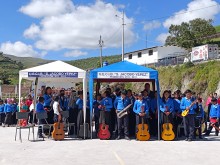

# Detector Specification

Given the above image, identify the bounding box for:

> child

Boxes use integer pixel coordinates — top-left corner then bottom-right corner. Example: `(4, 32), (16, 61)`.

(205, 98), (220, 136)
(0, 100), (5, 126)
(93, 94), (102, 134)
(19, 98), (29, 127)
(53, 96), (62, 123)
(133, 93), (149, 139)
(4, 98), (14, 127)
(194, 98), (204, 139)
(180, 89), (197, 141)
(36, 97), (46, 138)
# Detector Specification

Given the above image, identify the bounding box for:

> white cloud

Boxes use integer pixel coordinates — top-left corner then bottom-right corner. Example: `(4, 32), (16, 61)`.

(20, 1), (135, 51)
(23, 24), (40, 39)
(0, 41), (46, 57)
(156, 33), (169, 44)
(143, 20), (161, 31)
(163, 0), (220, 28)
(64, 50), (88, 57)
(19, 0), (74, 18)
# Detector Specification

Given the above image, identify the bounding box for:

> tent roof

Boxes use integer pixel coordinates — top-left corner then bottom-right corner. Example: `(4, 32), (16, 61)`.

(19, 60), (86, 82)
(90, 60), (158, 80)
(20, 60), (85, 73)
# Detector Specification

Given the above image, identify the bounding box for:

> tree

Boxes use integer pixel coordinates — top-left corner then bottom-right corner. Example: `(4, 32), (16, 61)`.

(165, 18), (216, 49)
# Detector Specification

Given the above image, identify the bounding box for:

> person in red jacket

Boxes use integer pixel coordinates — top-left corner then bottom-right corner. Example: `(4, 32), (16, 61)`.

(218, 96), (220, 105)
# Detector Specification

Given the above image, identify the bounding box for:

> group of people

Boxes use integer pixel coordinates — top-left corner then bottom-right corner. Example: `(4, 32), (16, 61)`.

(1, 83), (220, 141)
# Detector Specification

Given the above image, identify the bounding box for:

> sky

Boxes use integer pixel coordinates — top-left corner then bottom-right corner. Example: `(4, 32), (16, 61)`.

(0, 0), (219, 61)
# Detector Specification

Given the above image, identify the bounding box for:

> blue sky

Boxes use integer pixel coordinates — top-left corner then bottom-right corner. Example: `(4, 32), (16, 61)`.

(0, 0), (219, 61)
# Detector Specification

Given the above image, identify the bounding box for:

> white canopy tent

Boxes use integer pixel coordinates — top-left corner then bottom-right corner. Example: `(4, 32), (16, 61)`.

(19, 60), (87, 138)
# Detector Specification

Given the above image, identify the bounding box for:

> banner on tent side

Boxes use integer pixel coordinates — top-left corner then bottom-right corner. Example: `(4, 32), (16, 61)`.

(97, 72), (150, 79)
(28, 72), (78, 78)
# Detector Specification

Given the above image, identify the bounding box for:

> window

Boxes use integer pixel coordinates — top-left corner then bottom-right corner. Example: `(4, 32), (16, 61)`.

(148, 49), (153, 55)
(138, 52), (142, 58)
(128, 54), (132, 59)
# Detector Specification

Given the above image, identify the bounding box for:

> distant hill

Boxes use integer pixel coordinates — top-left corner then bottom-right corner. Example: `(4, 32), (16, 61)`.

(215, 25), (220, 33)
(4, 54), (52, 68)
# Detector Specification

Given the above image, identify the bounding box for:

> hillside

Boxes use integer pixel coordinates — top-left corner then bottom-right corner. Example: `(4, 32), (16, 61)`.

(4, 54), (52, 68)
(215, 25), (220, 32)
(67, 55), (121, 70)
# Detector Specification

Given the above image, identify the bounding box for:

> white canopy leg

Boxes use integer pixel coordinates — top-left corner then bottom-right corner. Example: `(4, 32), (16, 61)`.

(83, 78), (87, 139)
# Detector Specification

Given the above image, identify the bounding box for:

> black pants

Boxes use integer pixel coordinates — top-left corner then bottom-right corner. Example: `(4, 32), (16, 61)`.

(111, 109), (117, 135)
(0, 113), (5, 124)
(117, 114), (129, 137)
(29, 111), (37, 124)
(77, 110), (83, 135)
(94, 114), (99, 133)
(12, 112), (17, 125)
(149, 112), (158, 136)
(194, 117), (202, 137)
(135, 114), (147, 133)
(5, 112), (12, 125)
(173, 115), (183, 137)
(129, 110), (136, 137)
(69, 108), (78, 134)
(183, 114), (195, 139)
(206, 119), (219, 136)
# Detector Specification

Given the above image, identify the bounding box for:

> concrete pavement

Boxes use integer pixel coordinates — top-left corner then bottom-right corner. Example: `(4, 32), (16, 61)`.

(0, 127), (219, 165)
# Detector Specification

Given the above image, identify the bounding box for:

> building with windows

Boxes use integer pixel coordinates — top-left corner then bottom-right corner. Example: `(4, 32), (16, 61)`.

(124, 46), (187, 66)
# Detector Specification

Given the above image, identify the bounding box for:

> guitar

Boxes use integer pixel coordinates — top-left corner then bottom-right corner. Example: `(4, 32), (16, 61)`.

(181, 100), (196, 117)
(136, 105), (150, 141)
(52, 117), (65, 141)
(97, 109), (110, 140)
(162, 110), (175, 141)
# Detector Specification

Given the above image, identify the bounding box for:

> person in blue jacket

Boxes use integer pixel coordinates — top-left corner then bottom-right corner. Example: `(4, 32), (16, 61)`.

(149, 91), (158, 136)
(4, 98), (14, 127)
(159, 90), (174, 125)
(43, 87), (53, 124)
(59, 89), (68, 111)
(114, 90), (131, 140)
(180, 89), (197, 141)
(0, 100), (5, 126)
(173, 91), (183, 137)
(76, 93), (84, 135)
(194, 98), (204, 139)
(100, 91), (113, 133)
(93, 93), (102, 134)
(133, 93), (149, 137)
(36, 97), (46, 138)
(205, 98), (220, 136)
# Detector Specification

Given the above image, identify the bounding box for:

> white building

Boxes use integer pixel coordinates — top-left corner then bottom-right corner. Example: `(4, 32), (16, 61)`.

(124, 46), (187, 65)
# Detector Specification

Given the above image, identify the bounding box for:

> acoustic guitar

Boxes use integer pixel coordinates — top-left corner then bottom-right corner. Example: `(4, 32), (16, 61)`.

(161, 114), (175, 141)
(136, 105), (150, 141)
(181, 100), (196, 117)
(52, 118), (65, 141)
(97, 110), (110, 140)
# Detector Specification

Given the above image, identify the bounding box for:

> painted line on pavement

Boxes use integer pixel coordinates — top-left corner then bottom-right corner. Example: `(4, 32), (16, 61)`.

(113, 151), (125, 165)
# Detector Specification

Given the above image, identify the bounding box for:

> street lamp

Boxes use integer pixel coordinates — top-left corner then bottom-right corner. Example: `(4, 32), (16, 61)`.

(116, 11), (125, 61)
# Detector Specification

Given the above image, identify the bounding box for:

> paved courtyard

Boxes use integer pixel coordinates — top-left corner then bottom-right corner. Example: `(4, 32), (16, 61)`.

(0, 127), (219, 165)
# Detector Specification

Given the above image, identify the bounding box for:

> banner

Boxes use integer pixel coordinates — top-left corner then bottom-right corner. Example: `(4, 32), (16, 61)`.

(97, 72), (150, 79)
(28, 72), (78, 78)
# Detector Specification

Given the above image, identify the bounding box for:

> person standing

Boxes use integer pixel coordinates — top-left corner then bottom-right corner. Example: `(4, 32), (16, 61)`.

(114, 91), (131, 140)
(43, 87), (53, 124)
(4, 99), (14, 127)
(59, 89), (68, 111)
(194, 98), (204, 139)
(0, 100), (5, 126)
(180, 90), (197, 141)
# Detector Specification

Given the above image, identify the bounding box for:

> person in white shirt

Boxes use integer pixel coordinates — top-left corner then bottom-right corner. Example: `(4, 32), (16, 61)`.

(53, 96), (62, 123)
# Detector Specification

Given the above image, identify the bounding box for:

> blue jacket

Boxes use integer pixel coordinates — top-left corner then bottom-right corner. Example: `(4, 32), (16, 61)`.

(195, 103), (204, 118)
(173, 99), (181, 113)
(133, 100), (149, 115)
(159, 98), (174, 113)
(0, 104), (5, 113)
(76, 98), (83, 110)
(114, 96), (131, 111)
(209, 104), (220, 118)
(180, 97), (197, 115)
(36, 102), (45, 113)
(12, 103), (17, 112)
(93, 100), (101, 117)
(150, 98), (157, 113)
(59, 96), (68, 110)
(129, 96), (136, 105)
(43, 94), (52, 107)
(4, 104), (14, 113)
(143, 96), (151, 107)
(100, 97), (113, 112)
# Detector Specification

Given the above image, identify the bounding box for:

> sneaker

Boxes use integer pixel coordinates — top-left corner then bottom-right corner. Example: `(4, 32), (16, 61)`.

(199, 136), (203, 139)
(185, 138), (188, 141)
(125, 136), (131, 140)
(116, 136), (121, 140)
(188, 138), (192, 142)
(38, 135), (44, 138)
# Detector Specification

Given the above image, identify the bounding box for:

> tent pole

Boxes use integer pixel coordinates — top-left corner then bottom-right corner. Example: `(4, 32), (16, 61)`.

(18, 76), (22, 112)
(156, 78), (160, 140)
(83, 78), (87, 139)
(89, 79), (94, 139)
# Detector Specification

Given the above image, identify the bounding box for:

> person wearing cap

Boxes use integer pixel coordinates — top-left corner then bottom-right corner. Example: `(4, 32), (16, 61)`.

(205, 98), (220, 136)
(180, 89), (198, 141)
(114, 90), (131, 140)
(133, 93), (149, 137)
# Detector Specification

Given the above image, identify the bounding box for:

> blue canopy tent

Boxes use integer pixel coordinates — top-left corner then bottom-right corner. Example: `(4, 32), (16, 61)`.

(89, 61), (161, 140)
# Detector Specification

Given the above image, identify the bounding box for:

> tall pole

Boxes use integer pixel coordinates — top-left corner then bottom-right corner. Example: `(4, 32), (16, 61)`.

(122, 11), (125, 61)
(99, 35), (104, 67)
